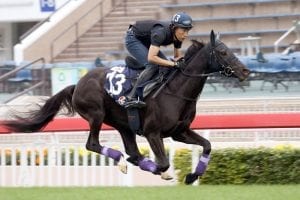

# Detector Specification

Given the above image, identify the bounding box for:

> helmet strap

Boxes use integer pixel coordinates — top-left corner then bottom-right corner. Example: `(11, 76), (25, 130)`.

(172, 26), (180, 42)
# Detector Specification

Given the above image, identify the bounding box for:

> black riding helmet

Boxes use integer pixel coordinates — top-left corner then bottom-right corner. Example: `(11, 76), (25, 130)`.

(171, 12), (193, 30)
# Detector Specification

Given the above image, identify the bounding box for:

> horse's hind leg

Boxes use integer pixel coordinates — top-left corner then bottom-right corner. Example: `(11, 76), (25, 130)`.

(171, 128), (211, 185)
(116, 126), (143, 166)
(85, 116), (127, 173)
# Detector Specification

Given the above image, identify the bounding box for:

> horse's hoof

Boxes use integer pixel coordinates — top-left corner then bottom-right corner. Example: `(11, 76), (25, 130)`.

(118, 156), (127, 174)
(161, 172), (173, 180)
(184, 173), (199, 185)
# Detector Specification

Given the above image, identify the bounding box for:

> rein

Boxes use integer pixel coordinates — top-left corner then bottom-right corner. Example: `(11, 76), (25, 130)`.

(163, 90), (198, 102)
(179, 67), (216, 77)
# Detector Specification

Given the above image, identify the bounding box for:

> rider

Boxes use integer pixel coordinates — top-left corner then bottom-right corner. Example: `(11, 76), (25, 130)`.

(123, 12), (193, 107)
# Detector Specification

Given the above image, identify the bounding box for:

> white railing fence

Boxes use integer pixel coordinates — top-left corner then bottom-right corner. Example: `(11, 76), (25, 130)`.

(0, 143), (132, 187)
(1, 129), (299, 187)
(0, 133), (189, 187)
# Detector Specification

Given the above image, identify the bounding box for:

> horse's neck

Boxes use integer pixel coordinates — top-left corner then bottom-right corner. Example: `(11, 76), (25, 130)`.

(170, 50), (209, 100)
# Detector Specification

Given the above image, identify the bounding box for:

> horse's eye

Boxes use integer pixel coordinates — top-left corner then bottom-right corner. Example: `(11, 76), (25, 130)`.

(220, 51), (227, 56)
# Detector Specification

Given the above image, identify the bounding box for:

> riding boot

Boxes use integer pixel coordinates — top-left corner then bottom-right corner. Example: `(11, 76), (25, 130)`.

(124, 65), (158, 108)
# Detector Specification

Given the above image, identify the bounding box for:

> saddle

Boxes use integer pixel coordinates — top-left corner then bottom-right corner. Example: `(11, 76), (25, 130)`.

(125, 56), (145, 70)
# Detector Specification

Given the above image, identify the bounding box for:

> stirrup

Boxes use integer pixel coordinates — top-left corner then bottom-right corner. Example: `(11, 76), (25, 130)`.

(123, 97), (146, 108)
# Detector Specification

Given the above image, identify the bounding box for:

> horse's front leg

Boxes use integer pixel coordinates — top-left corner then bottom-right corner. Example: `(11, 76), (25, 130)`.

(171, 128), (211, 185)
(136, 134), (172, 180)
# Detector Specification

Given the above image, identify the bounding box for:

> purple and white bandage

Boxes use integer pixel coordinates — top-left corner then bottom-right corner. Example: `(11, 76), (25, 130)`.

(195, 154), (210, 176)
(138, 158), (158, 173)
(101, 146), (123, 162)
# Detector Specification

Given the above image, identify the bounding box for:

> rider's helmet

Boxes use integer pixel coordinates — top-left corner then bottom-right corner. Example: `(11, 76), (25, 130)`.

(171, 12), (193, 30)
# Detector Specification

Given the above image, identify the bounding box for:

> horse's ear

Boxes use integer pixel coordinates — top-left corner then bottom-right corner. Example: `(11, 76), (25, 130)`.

(210, 30), (215, 47)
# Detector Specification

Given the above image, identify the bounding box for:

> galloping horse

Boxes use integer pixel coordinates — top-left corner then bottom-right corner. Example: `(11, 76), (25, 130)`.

(2, 31), (250, 184)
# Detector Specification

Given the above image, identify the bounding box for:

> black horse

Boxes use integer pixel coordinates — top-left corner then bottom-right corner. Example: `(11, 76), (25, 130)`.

(2, 31), (250, 184)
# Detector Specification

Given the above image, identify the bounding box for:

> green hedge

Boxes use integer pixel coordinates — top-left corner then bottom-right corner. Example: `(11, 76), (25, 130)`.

(174, 146), (300, 184)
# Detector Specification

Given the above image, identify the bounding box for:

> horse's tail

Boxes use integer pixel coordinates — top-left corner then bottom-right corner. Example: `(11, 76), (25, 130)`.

(2, 85), (76, 133)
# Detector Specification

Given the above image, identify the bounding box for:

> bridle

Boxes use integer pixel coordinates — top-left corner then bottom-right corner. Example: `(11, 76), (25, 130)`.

(178, 43), (235, 78)
(162, 42), (236, 102)
(209, 44), (236, 77)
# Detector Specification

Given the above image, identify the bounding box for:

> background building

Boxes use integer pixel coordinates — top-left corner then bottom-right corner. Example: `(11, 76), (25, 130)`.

(0, 0), (69, 61)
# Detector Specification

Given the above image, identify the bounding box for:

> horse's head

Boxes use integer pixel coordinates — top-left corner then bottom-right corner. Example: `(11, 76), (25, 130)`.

(207, 30), (250, 81)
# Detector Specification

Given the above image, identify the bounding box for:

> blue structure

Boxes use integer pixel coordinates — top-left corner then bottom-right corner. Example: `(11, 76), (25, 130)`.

(236, 51), (300, 92)
(238, 52), (300, 73)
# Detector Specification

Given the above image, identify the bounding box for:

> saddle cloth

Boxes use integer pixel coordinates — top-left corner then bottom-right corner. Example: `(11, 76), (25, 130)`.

(104, 64), (167, 106)
(104, 64), (141, 105)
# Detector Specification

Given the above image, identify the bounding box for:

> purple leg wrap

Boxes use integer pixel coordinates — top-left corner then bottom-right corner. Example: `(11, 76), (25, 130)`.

(195, 154), (210, 176)
(138, 158), (158, 173)
(101, 147), (123, 162)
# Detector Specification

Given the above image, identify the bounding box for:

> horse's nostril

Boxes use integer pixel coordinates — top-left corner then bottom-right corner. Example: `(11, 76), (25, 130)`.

(243, 68), (250, 76)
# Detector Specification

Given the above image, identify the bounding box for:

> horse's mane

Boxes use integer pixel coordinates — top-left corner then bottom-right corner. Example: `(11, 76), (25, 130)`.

(184, 40), (205, 62)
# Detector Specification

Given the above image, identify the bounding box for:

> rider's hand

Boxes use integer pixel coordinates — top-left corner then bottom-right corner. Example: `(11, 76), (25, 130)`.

(174, 58), (185, 69)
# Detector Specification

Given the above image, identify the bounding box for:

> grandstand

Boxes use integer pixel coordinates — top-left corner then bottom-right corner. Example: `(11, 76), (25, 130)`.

(0, 0), (298, 63)
(52, 0), (300, 61)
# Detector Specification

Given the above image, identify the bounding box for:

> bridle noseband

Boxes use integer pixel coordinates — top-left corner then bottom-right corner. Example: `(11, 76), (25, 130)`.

(179, 43), (235, 78)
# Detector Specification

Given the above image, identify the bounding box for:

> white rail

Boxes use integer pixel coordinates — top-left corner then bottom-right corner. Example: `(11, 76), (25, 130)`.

(0, 132), (178, 187)
(0, 143), (128, 187)
(1, 129), (299, 187)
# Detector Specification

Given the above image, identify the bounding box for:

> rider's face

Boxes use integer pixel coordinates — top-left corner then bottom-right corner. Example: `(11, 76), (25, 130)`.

(174, 27), (190, 42)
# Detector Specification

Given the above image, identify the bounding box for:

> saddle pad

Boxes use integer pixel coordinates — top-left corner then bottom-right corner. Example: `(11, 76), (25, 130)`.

(104, 65), (139, 104)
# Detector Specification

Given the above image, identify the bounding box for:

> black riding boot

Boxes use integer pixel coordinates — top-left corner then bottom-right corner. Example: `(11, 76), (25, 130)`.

(124, 65), (158, 108)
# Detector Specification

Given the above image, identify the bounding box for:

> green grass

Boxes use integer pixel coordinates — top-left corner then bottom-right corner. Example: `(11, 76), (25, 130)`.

(0, 185), (299, 200)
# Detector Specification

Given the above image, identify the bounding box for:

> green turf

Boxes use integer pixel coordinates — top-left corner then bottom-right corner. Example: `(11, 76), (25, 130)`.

(0, 185), (299, 200)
